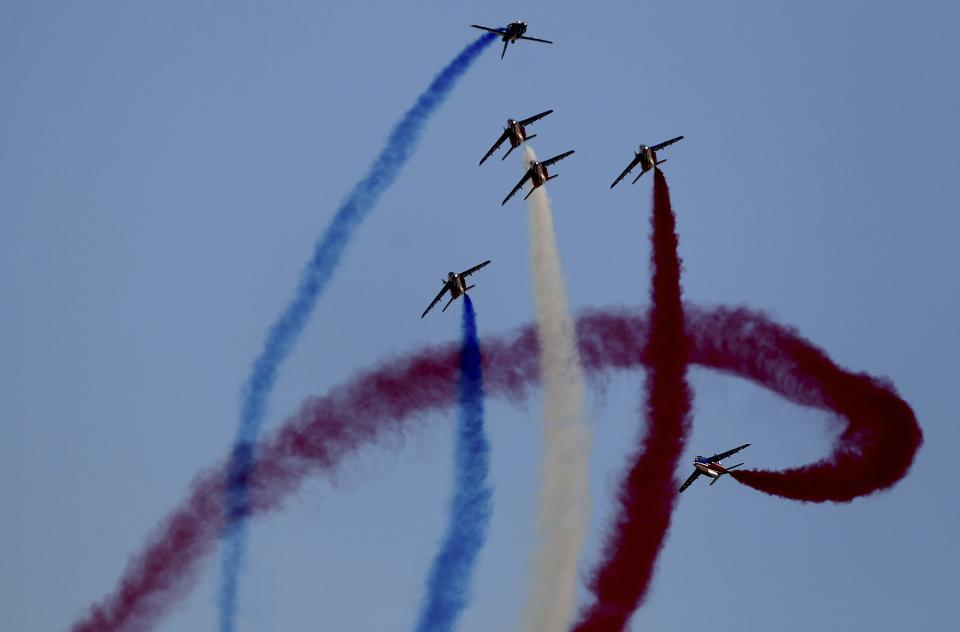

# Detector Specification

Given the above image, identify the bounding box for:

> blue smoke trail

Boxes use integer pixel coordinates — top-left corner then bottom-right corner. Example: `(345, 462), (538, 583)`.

(413, 294), (492, 632)
(218, 33), (496, 631)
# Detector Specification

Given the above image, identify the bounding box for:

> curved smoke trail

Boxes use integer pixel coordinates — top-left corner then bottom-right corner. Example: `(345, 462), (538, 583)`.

(69, 306), (922, 632)
(218, 33), (495, 631)
(572, 169), (693, 632)
(413, 295), (492, 632)
(520, 146), (592, 632)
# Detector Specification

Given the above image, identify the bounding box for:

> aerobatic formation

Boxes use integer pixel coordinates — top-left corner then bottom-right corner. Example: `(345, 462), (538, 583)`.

(67, 18), (922, 632)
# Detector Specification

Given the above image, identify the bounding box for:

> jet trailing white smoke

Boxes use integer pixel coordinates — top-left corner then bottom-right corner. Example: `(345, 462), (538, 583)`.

(519, 145), (592, 632)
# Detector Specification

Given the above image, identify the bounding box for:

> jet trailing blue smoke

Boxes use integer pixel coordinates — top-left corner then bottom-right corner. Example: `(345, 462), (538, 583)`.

(217, 33), (496, 632)
(413, 295), (492, 632)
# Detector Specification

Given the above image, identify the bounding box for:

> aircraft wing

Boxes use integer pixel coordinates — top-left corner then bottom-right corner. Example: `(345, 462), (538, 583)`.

(652, 135), (684, 152)
(502, 171), (532, 206)
(518, 35), (554, 44)
(421, 283), (451, 319)
(610, 155), (642, 188)
(470, 24), (506, 35)
(519, 109), (554, 127)
(679, 469), (702, 493)
(540, 150), (575, 168)
(459, 260), (491, 278)
(707, 443), (751, 463)
(479, 130), (510, 166)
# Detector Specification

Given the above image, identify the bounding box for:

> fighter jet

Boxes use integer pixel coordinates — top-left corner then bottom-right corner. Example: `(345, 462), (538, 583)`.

(678, 443), (751, 493)
(470, 21), (553, 59)
(421, 260), (492, 318)
(610, 136), (684, 188)
(501, 150), (575, 206)
(479, 110), (554, 165)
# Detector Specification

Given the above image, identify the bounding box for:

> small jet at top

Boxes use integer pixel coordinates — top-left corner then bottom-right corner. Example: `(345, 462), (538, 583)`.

(470, 21), (554, 59)
(610, 136), (684, 188)
(678, 443), (751, 493)
(479, 110), (554, 165)
(421, 260), (492, 318)
(501, 150), (575, 206)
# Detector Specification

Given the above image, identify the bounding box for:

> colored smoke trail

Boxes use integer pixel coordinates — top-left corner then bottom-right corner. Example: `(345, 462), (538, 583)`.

(572, 169), (692, 632)
(69, 308), (922, 632)
(520, 146), (592, 632)
(413, 295), (492, 632)
(217, 32), (495, 632)
(729, 341), (924, 501)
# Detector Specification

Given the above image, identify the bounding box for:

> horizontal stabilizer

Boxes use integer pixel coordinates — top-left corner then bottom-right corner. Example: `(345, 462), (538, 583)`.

(441, 296), (455, 313)
(632, 169), (647, 184)
(726, 462), (745, 471)
(501, 144), (516, 161)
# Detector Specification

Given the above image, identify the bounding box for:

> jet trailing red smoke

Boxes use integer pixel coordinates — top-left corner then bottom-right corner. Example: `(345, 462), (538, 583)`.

(71, 313), (921, 632)
(571, 169), (693, 632)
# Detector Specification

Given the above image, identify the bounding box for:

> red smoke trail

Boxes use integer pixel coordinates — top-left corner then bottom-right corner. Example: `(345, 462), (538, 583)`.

(70, 306), (921, 632)
(727, 324), (922, 502)
(571, 169), (692, 632)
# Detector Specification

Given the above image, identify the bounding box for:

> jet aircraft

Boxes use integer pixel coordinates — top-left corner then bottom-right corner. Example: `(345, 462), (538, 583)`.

(610, 136), (684, 188)
(678, 443), (751, 493)
(501, 150), (575, 206)
(470, 21), (553, 59)
(479, 110), (554, 165)
(420, 260), (492, 318)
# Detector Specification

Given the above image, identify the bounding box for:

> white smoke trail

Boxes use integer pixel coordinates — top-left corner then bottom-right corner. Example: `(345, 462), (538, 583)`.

(519, 145), (592, 632)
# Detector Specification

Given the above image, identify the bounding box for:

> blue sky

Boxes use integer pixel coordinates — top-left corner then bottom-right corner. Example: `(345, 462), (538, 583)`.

(1, 1), (958, 630)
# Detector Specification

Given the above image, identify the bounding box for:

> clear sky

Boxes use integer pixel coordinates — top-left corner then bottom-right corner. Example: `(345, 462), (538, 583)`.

(2, 1), (958, 631)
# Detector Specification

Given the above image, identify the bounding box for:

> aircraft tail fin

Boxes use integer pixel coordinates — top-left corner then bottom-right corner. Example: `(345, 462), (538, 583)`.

(441, 296), (456, 313)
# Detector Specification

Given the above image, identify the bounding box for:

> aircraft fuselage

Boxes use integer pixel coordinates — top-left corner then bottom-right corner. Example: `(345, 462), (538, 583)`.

(530, 161), (550, 187)
(502, 21), (527, 42)
(694, 460), (729, 478)
(507, 119), (527, 147)
(447, 272), (467, 298)
(638, 145), (657, 172)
